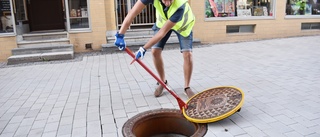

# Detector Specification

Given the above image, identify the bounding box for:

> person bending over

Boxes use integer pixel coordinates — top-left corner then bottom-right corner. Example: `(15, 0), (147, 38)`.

(114, 0), (196, 98)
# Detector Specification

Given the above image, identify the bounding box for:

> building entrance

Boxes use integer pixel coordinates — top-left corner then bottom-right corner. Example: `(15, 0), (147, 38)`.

(26, 0), (65, 31)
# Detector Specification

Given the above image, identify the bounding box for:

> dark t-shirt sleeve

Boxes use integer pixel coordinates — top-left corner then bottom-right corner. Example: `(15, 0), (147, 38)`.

(140, 0), (185, 23)
(140, 0), (153, 5)
(169, 4), (185, 23)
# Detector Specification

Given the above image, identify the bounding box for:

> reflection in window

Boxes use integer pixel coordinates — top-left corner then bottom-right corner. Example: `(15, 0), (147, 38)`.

(68, 0), (89, 29)
(0, 0), (14, 33)
(205, 0), (274, 18)
(286, 0), (320, 15)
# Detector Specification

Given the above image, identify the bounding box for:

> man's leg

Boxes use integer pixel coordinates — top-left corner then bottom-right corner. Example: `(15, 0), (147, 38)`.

(183, 51), (193, 89)
(152, 49), (165, 82)
(177, 31), (195, 98)
(151, 25), (172, 97)
(152, 48), (168, 97)
(183, 51), (195, 98)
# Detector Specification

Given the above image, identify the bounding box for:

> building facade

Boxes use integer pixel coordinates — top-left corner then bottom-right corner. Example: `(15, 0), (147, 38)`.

(0, 0), (319, 62)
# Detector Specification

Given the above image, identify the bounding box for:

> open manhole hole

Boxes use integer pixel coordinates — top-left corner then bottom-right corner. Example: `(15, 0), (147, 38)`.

(122, 108), (207, 137)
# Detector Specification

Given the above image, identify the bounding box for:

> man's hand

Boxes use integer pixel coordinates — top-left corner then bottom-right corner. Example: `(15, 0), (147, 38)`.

(135, 47), (146, 60)
(114, 32), (126, 50)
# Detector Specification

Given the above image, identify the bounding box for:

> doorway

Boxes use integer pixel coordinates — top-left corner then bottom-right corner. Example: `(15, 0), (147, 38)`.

(26, 0), (65, 31)
(116, 0), (156, 29)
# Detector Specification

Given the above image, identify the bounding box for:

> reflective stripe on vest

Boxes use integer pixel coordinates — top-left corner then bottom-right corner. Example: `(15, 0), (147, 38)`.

(154, 0), (195, 37)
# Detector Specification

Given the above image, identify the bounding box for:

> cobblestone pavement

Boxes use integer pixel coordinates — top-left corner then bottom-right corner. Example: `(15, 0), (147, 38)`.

(0, 35), (319, 137)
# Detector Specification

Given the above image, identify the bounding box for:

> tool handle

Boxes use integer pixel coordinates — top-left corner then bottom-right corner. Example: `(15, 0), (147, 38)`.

(125, 47), (187, 110)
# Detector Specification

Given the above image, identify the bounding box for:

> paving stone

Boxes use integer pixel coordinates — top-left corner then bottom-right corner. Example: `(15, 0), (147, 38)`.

(20, 117), (35, 126)
(289, 123), (315, 136)
(102, 123), (117, 134)
(292, 116), (318, 128)
(56, 134), (71, 137)
(283, 131), (303, 137)
(0, 120), (9, 129)
(59, 116), (74, 126)
(25, 109), (40, 118)
(273, 114), (297, 125)
(87, 121), (101, 137)
(242, 126), (267, 137)
(0, 113), (15, 121)
(262, 129), (286, 137)
(72, 118), (86, 128)
(71, 127), (86, 137)
(14, 126), (32, 136)
(0, 132), (15, 137)
(57, 124), (72, 136)
(2, 123), (19, 133)
(103, 133), (118, 137)
(41, 131), (57, 137)
(9, 115), (24, 124)
(44, 122), (59, 132)
(306, 133), (320, 137)
(269, 121), (294, 133)
(47, 114), (61, 123)
(28, 128), (43, 137)
(31, 120), (47, 129)
(219, 119), (246, 136)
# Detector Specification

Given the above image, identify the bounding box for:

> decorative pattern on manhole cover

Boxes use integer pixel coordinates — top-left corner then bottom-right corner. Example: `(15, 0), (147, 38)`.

(184, 86), (243, 121)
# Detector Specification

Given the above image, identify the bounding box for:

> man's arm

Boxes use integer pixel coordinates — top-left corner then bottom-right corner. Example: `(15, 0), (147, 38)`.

(143, 20), (176, 49)
(134, 20), (175, 59)
(142, 3), (185, 49)
(119, 0), (146, 34)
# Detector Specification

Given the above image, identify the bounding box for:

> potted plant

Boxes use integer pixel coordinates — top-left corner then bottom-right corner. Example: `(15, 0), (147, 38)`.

(296, 0), (306, 15)
(205, 0), (213, 17)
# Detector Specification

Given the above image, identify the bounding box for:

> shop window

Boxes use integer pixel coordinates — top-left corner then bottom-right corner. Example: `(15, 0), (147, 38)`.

(301, 22), (320, 29)
(205, 0), (274, 18)
(226, 25), (255, 33)
(0, 0), (14, 34)
(67, 0), (89, 30)
(286, 0), (320, 15)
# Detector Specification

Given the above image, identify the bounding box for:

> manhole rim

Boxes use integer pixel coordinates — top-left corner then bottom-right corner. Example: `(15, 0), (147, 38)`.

(122, 108), (208, 137)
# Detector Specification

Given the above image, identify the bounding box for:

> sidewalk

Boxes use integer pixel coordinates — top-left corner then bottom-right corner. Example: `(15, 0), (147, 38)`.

(0, 35), (319, 137)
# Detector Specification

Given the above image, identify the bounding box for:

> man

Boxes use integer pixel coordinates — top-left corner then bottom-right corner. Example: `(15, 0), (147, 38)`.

(114, 0), (196, 98)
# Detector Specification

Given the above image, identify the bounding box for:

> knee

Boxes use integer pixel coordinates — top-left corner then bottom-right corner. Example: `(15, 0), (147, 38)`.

(183, 52), (192, 60)
(152, 49), (162, 58)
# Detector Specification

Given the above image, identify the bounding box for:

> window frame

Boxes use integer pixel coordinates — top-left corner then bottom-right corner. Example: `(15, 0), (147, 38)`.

(204, 0), (277, 21)
(285, 0), (320, 17)
(65, 0), (92, 33)
(0, 0), (16, 36)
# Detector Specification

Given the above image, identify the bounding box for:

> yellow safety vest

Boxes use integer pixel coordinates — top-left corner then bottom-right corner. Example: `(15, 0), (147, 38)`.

(153, 0), (195, 37)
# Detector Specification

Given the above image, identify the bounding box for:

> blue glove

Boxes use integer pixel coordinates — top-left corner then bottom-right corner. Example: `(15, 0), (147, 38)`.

(114, 32), (126, 50)
(135, 47), (146, 60)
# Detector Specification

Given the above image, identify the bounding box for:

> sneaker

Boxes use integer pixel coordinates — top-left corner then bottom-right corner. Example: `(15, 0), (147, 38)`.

(184, 87), (195, 98)
(154, 80), (167, 97)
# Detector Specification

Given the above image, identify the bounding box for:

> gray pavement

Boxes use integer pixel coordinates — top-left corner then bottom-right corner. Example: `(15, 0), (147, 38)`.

(0, 35), (320, 137)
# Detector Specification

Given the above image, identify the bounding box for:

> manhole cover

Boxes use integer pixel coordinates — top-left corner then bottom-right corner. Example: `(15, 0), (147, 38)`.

(183, 86), (244, 123)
